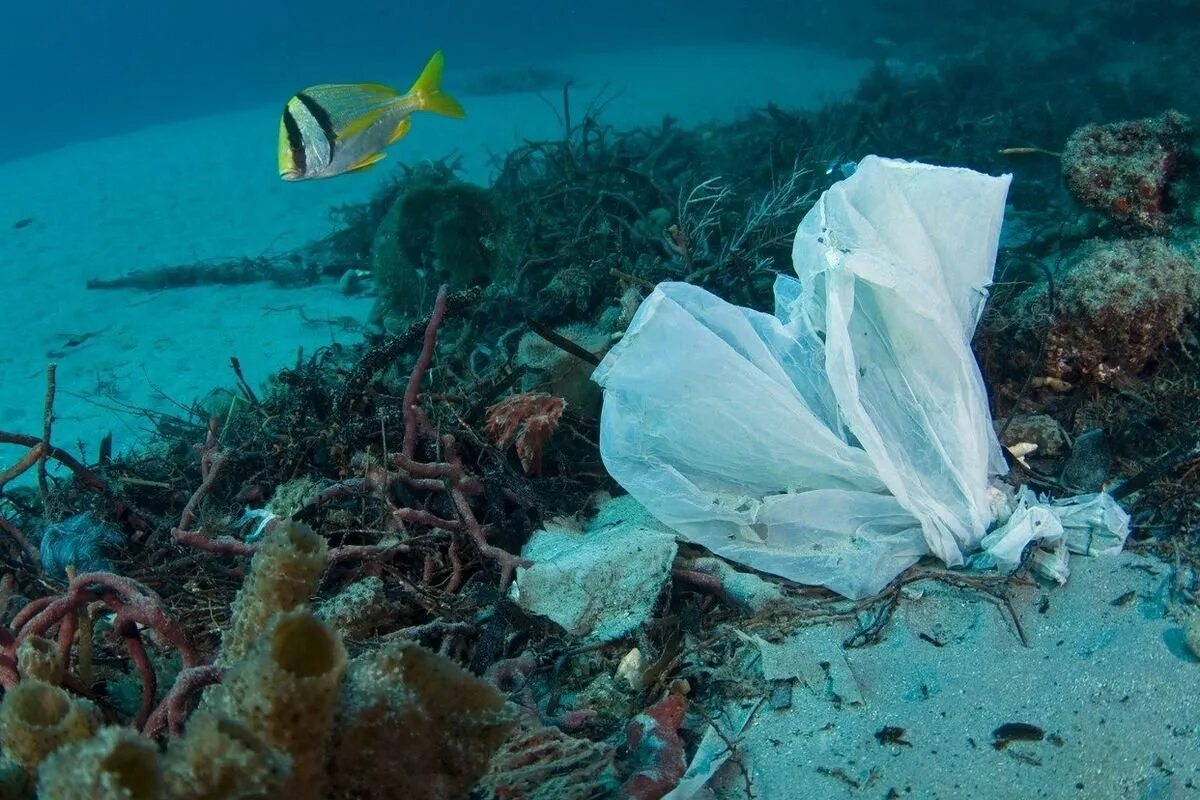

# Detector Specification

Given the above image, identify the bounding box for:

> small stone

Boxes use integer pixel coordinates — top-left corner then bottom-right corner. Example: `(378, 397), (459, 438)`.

(1060, 428), (1111, 492)
(997, 414), (1067, 457)
(616, 648), (648, 690)
(769, 680), (793, 710)
(337, 268), (365, 295)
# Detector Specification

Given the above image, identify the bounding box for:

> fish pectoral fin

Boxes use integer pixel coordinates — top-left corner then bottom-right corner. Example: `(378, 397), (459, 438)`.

(347, 152), (387, 173)
(386, 117), (412, 145)
(338, 106), (390, 141)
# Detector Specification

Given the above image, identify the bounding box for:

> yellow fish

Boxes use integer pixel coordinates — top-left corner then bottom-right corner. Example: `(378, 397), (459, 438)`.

(278, 50), (465, 181)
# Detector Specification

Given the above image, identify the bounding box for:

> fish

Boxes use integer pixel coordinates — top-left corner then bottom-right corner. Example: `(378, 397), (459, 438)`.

(278, 50), (465, 181)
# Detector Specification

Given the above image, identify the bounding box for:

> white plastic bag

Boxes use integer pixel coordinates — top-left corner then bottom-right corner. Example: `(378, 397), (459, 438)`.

(593, 157), (1012, 598)
(788, 156), (1012, 567)
(594, 157), (1132, 598)
(975, 489), (1131, 582)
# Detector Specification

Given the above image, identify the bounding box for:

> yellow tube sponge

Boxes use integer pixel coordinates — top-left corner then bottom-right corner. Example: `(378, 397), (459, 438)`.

(327, 641), (517, 800)
(219, 520), (328, 664)
(37, 726), (163, 800)
(163, 711), (291, 800)
(16, 637), (63, 685)
(206, 610), (346, 800)
(0, 679), (98, 777)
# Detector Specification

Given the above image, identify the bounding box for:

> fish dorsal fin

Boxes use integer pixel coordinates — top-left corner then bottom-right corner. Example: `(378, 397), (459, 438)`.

(386, 117), (412, 145)
(347, 151), (387, 173)
(296, 83), (400, 137)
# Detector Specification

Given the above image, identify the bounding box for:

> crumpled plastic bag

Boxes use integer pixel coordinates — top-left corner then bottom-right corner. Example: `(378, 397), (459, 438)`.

(975, 489), (1131, 582)
(593, 156), (1127, 599)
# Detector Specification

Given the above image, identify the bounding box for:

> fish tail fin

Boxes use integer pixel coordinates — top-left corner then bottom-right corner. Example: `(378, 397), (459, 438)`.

(408, 50), (466, 119)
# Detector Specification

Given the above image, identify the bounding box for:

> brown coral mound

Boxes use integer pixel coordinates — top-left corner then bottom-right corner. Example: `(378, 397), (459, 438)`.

(1034, 238), (1199, 384)
(1061, 111), (1192, 232)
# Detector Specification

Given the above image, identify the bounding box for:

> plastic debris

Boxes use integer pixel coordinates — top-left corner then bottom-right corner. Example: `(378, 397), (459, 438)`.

(39, 513), (124, 578)
(663, 701), (758, 800)
(976, 489), (1130, 580)
(1052, 492), (1130, 556)
(594, 156), (1130, 598)
(511, 495), (677, 643)
(738, 630), (864, 706)
(978, 504), (1064, 575)
(620, 694), (688, 800)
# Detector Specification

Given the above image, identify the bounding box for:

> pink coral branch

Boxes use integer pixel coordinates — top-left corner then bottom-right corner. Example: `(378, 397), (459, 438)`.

(117, 619), (157, 730)
(170, 443), (258, 557)
(171, 527), (257, 557)
(0, 515), (40, 565)
(403, 283), (448, 460)
(14, 592), (99, 649)
(10, 595), (55, 632)
(12, 572), (198, 670)
(442, 437), (531, 591)
(141, 664), (226, 738)
(0, 654), (18, 690)
(327, 542), (412, 564)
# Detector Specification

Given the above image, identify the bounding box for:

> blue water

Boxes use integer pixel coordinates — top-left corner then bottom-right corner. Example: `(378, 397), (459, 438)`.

(8, 1), (1198, 165)
(4, 0), (835, 162)
(8, 1), (1197, 164)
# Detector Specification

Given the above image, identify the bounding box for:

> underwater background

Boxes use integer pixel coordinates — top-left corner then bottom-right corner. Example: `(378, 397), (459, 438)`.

(1, 1), (1199, 798)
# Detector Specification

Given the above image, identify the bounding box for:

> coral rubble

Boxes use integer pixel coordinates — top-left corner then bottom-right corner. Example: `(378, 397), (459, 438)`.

(1062, 111), (1192, 232)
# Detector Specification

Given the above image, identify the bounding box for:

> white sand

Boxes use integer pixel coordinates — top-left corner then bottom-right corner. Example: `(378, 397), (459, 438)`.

(0, 44), (868, 465)
(716, 551), (1200, 799)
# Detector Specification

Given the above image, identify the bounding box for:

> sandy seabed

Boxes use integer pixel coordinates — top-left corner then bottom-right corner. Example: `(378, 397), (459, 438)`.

(0, 43), (868, 460)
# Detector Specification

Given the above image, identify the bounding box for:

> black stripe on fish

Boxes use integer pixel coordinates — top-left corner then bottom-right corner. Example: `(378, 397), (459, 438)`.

(282, 106), (307, 175)
(295, 92), (338, 158)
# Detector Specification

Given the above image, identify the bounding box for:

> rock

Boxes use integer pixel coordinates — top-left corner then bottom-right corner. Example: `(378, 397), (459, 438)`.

(1184, 611), (1200, 661)
(996, 413), (1067, 458)
(1018, 238), (1199, 384)
(1060, 428), (1111, 492)
(515, 323), (609, 416)
(337, 268), (368, 296)
(1062, 111), (1191, 232)
(680, 556), (786, 613)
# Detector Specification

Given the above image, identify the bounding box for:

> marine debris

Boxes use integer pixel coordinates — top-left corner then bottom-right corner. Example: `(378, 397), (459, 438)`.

(1, 35), (1199, 796)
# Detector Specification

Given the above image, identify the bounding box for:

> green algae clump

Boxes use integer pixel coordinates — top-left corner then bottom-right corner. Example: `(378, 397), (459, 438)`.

(371, 171), (510, 329)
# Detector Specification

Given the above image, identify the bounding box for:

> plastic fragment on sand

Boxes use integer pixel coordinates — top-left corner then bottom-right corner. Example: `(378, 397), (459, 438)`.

(662, 701), (758, 800)
(511, 495), (678, 643)
(739, 631), (863, 706)
(977, 489), (1129, 580)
